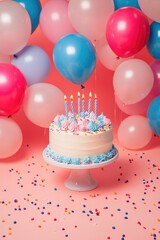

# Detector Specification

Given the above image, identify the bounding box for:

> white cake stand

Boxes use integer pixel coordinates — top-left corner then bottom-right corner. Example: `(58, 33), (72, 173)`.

(42, 147), (118, 192)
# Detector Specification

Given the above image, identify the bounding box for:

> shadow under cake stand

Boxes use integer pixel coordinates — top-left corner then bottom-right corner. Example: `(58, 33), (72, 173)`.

(43, 147), (118, 192)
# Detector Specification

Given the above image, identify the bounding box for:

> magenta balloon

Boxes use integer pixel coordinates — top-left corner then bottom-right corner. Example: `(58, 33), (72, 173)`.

(150, 60), (160, 96)
(113, 59), (154, 104)
(23, 83), (65, 128)
(118, 115), (153, 149)
(0, 1), (31, 55)
(138, 0), (160, 23)
(68, 0), (114, 41)
(0, 117), (23, 159)
(106, 7), (150, 58)
(0, 63), (27, 116)
(40, 0), (76, 44)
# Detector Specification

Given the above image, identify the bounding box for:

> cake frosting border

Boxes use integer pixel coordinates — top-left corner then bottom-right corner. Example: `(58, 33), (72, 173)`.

(45, 144), (118, 165)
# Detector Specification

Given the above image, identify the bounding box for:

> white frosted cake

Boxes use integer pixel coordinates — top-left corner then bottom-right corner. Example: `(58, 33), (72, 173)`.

(46, 111), (118, 165)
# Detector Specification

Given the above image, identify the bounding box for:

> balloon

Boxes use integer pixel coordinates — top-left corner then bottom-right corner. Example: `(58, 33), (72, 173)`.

(13, 0), (42, 33)
(118, 115), (153, 149)
(53, 34), (96, 85)
(96, 36), (133, 71)
(68, 0), (114, 41)
(138, 0), (160, 23)
(147, 22), (160, 60)
(150, 60), (160, 95)
(0, 54), (10, 63)
(0, 1), (31, 55)
(113, 59), (154, 104)
(40, 0), (76, 44)
(147, 96), (160, 136)
(115, 94), (153, 115)
(11, 45), (51, 86)
(0, 117), (23, 159)
(113, 0), (140, 10)
(23, 83), (65, 128)
(106, 7), (150, 58)
(0, 63), (27, 116)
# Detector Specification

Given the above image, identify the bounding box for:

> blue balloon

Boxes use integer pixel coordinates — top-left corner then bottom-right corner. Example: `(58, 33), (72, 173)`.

(147, 22), (160, 59)
(53, 34), (96, 85)
(11, 45), (51, 86)
(113, 0), (140, 10)
(13, 0), (42, 33)
(147, 96), (160, 136)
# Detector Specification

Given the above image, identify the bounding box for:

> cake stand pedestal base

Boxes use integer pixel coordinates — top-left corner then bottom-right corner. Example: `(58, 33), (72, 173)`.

(42, 146), (118, 192)
(64, 169), (97, 191)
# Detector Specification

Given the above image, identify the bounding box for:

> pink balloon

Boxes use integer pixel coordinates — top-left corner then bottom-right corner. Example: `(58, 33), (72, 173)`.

(40, 0), (76, 44)
(113, 59), (154, 104)
(138, 0), (160, 23)
(0, 117), (23, 159)
(118, 115), (153, 149)
(23, 83), (65, 128)
(0, 54), (10, 63)
(115, 94), (153, 115)
(150, 60), (160, 96)
(106, 7), (150, 58)
(0, 1), (31, 55)
(68, 0), (114, 41)
(96, 36), (133, 71)
(0, 63), (27, 116)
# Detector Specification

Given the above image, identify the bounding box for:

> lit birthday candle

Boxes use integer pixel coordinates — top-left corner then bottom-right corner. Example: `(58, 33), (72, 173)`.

(82, 94), (85, 118)
(88, 92), (92, 114)
(94, 94), (98, 117)
(70, 94), (75, 117)
(64, 95), (68, 118)
(78, 92), (81, 116)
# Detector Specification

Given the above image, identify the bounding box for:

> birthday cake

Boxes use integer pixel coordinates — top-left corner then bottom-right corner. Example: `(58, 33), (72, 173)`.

(46, 93), (118, 165)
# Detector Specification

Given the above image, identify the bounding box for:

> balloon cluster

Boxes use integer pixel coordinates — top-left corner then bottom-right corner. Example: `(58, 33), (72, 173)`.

(0, 0), (160, 158)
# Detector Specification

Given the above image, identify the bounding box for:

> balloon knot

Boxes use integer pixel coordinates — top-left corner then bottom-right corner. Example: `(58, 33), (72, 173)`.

(8, 115), (12, 118)
(81, 85), (85, 89)
(116, 56), (120, 60)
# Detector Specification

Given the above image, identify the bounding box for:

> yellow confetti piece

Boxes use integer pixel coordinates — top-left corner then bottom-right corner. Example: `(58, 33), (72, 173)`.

(157, 219), (160, 222)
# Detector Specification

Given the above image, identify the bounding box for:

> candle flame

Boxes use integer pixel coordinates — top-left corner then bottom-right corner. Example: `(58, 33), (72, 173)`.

(94, 93), (97, 99)
(89, 92), (92, 98)
(70, 94), (73, 100)
(78, 92), (80, 97)
(82, 94), (85, 99)
(64, 95), (67, 101)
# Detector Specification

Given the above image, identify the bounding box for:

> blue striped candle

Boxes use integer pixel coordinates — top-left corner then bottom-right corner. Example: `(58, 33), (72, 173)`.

(64, 95), (68, 118)
(94, 94), (98, 117)
(70, 94), (75, 117)
(78, 92), (81, 116)
(82, 94), (85, 118)
(88, 92), (92, 114)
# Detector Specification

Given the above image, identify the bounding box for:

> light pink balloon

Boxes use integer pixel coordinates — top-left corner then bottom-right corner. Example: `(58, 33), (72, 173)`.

(0, 54), (10, 63)
(0, 117), (23, 159)
(0, 1), (31, 55)
(138, 0), (160, 23)
(23, 83), (65, 128)
(68, 0), (114, 41)
(40, 0), (76, 44)
(118, 115), (153, 150)
(96, 36), (133, 71)
(113, 59), (154, 104)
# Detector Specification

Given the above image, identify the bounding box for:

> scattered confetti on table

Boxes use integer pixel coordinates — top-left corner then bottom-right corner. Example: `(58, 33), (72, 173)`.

(0, 136), (160, 240)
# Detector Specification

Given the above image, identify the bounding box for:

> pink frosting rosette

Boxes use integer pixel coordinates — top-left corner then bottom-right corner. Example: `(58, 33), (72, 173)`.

(78, 118), (89, 131)
(54, 114), (60, 124)
(68, 120), (79, 132)
(61, 119), (70, 130)
(103, 116), (111, 126)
